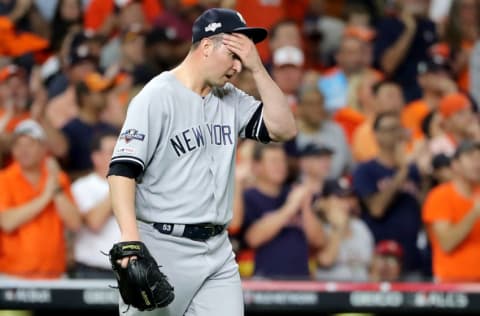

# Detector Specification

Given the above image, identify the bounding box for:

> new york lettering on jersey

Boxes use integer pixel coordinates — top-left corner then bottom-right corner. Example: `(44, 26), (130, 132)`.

(170, 124), (233, 157)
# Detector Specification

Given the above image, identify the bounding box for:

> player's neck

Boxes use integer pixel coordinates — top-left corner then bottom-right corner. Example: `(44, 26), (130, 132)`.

(172, 57), (211, 97)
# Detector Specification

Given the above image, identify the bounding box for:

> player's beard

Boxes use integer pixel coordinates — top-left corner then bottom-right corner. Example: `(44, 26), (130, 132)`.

(211, 86), (232, 99)
(206, 77), (228, 89)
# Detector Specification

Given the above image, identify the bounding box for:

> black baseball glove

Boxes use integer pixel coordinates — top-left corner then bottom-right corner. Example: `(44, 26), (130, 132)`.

(109, 241), (175, 311)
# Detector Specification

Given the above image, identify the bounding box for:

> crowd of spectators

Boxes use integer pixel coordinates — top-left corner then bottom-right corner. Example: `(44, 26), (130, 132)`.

(0, 0), (480, 286)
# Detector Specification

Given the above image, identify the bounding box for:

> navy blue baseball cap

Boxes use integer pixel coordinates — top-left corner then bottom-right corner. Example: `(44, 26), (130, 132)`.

(322, 178), (353, 197)
(431, 153), (451, 170)
(67, 32), (98, 66)
(298, 143), (334, 157)
(192, 8), (268, 44)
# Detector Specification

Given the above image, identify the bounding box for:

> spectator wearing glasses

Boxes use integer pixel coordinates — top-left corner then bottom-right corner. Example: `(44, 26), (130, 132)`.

(352, 80), (405, 163)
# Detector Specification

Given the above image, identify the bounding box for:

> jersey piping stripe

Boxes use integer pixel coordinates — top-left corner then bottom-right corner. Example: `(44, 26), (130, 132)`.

(110, 156), (145, 170)
(255, 108), (264, 141)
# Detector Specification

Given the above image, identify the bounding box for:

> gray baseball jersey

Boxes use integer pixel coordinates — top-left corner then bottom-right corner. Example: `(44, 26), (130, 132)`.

(110, 71), (264, 225)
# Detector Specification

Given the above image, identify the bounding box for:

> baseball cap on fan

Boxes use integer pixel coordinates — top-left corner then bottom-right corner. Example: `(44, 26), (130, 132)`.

(192, 8), (268, 44)
(13, 119), (47, 142)
(374, 240), (403, 260)
(67, 32), (98, 67)
(321, 178), (353, 198)
(273, 46), (304, 67)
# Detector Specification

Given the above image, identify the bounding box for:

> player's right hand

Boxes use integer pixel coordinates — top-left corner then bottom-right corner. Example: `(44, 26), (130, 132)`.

(222, 33), (263, 74)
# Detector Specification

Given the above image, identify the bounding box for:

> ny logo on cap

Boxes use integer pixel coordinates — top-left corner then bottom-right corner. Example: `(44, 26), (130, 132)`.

(236, 12), (246, 24)
(205, 22), (222, 32)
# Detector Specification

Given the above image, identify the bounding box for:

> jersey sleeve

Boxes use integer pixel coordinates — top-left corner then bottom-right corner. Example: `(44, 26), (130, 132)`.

(110, 88), (164, 175)
(232, 85), (270, 143)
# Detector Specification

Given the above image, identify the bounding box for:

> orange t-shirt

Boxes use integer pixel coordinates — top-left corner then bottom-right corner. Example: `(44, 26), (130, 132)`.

(333, 107), (365, 145)
(422, 182), (480, 282)
(84, 0), (162, 32)
(401, 99), (430, 142)
(351, 118), (378, 162)
(0, 161), (73, 279)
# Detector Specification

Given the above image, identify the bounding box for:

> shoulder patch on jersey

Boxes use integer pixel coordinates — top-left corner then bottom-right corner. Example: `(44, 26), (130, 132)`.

(115, 146), (137, 155)
(119, 129), (145, 143)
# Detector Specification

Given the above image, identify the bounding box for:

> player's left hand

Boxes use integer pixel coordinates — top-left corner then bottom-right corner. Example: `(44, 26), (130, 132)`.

(109, 241), (175, 311)
(222, 33), (263, 73)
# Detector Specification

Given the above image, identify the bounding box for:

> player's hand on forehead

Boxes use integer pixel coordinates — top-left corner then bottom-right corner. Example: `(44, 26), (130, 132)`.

(222, 33), (263, 73)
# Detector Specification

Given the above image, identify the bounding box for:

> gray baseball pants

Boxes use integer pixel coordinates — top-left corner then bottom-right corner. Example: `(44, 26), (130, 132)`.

(120, 220), (243, 316)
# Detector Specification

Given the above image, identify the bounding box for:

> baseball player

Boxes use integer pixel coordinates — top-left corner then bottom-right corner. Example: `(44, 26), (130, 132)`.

(107, 8), (297, 316)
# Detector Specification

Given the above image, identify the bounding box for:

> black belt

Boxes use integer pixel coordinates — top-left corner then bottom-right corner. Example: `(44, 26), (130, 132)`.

(153, 222), (225, 241)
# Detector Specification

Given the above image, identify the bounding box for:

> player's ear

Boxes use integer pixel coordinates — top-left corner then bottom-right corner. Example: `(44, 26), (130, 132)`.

(200, 37), (214, 58)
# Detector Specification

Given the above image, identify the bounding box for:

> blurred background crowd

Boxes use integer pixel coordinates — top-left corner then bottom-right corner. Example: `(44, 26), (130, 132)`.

(0, 0), (480, 287)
